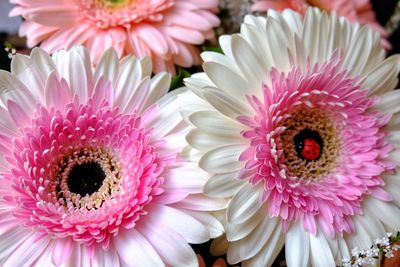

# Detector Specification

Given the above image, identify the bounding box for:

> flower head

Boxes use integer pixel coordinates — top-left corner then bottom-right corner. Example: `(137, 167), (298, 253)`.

(252, 0), (390, 49)
(183, 8), (400, 266)
(10, 0), (220, 73)
(0, 46), (225, 266)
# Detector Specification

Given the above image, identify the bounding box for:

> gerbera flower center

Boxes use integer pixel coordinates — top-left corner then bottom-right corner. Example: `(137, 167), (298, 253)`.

(74, 0), (174, 28)
(56, 147), (122, 209)
(279, 108), (339, 179)
(67, 162), (105, 196)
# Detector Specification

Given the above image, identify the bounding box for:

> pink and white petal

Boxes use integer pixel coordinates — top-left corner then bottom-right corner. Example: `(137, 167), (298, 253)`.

(145, 204), (209, 243)
(162, 163), (208, 194)
(227, 183), (264, 225)
(45, 72), (74, 110)
(285, 221), (310, 267)
(138, 217), (197, 267)
(6, 100), (31, 128)
(2, 234), (51, 267)
(91, 244), (120, 267)
(51, 238), (74, 266)
(0, 227), (34, 261)
(114, 229), (164, 267)
(132, 24), (168, 56)
(147, 95), (185, 140)
(91, 77), (113, 108)
(25, 6), (79, 28)
(152, 190), (188, 205)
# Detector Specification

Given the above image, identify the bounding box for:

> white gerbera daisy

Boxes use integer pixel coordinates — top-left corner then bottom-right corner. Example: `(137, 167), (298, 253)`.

(182, 8), (400, 267)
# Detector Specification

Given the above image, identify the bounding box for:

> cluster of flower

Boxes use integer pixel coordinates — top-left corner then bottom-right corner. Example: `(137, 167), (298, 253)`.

(0, 1), (400, 267)
(341, 232), (400, 267)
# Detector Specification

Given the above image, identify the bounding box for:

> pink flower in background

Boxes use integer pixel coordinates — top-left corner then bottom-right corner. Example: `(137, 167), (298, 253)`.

(252, 0), (390, 49)
(183, 8), (400, 266)
(0, 46), (225, 266)
(9, 0), (220, 73)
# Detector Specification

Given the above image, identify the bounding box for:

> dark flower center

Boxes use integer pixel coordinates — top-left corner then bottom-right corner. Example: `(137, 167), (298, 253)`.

(67, 162), (106, 196)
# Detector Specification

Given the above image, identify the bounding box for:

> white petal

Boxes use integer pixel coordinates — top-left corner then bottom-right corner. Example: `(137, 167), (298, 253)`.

(114, 56), (142, 108)
(309, 231), (336, 267)
(30, 47), (57, 78)
(363, 55), (400, 96)
(364, 197), (400, 230)
(241, 223), (285, 267)
(183, 210), (225, 239)
(186, 129), (245, 152)
(146, 204), (209, 244)
(11, 54), (45, 103)
(67, 46), (92, 103)
(203, 172), (246, 198)
(94, 48), (119, 85)
(172, 194), (229, 211)
(231, 34), (265, 95)
(143, 72), (170, 110)
(285, 221), (310, 267)
(199, 144), (246, 173)
(373, 90), (400, 115)
(227, 216), (279, 263)
(188, 110), (243, 137)
(0, 227), (32, 261)
(114, 229), (164, 267)
(203, 61), (250, 102)
(226, 202), (267, 242)
(227, 183), (264, 225)
(202, 86), (252, 119)
(138, 217), (197, 267)
(0, 70), (36, 111)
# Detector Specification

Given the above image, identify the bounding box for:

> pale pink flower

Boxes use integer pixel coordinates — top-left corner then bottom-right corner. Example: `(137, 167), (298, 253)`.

(0, 46), (225, 266)
(183, 8), (400, 266)
(252, 0), (390, 49)
(9, 0), (220, 74)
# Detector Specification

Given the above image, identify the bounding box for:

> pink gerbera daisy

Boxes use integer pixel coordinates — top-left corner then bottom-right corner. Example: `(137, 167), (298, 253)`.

(252, 0), (390, 49)
(183, 8), (400, 266)
(0, 46), (226, 266)
(9, 0), (220, 73)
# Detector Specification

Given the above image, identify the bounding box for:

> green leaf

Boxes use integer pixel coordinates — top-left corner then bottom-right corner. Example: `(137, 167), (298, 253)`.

(170, 67), (191, 91)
